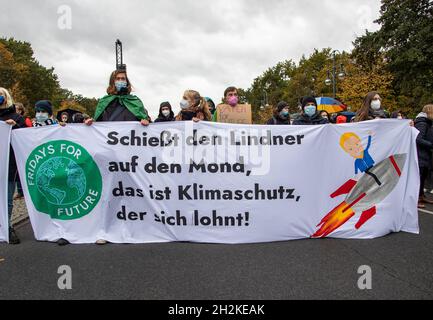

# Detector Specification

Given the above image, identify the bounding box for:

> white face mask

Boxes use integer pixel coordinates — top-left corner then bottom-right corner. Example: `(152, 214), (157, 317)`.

(180, 99), (190, 110)
(162, 110), (170, 117)
(36, 112), (49, 122)
(371, 100), (381, 111)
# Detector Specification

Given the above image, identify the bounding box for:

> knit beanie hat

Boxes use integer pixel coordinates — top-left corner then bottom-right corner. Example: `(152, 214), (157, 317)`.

(276, 101), (289, 112)
(35, 100), (53, 115)
(301, 96), (317, 110)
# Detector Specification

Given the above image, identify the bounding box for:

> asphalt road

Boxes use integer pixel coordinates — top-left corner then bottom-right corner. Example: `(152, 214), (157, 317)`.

(1, 211), (433, 300)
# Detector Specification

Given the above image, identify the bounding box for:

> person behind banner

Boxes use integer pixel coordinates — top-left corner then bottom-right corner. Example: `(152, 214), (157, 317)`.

(72, 112), (85, 123)
(414, 104), (433, 209)
(86, 69), (150, 126)
(293, 96), (328, 125)
(61, 112), (70, 123)
(354, 92), (388, 122)
(266, 101), (291, 125)
(391, 110), (405, 120)
(32, 100), (59, 127)
(175, 90), (212, 122)
(15, 103), (33, 128)
(32, 100), (70, 246)
(212, 86), (252, 124)
(319, 110), (331, 123)
(0, 87), (25, 245)
(205, 97), (216, 115)
(154, 102), (175, 122)
(85, 69), (149, 245)
(14, 103), (31, 200)
(336, 115), (347, 124)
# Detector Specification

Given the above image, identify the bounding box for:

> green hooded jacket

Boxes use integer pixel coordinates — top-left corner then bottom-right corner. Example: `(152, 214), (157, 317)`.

(94, 94), (148, 121)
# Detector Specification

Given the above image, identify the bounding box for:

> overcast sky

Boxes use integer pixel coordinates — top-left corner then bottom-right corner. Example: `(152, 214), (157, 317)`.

(1, 0), (381, 118)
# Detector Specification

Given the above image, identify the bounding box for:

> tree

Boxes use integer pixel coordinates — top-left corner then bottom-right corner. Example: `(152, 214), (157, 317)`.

(353, 0), (433, 107)
(0, 37), (98, 117)
(245, 60), (295, 122)
(339, 55), (396, 113)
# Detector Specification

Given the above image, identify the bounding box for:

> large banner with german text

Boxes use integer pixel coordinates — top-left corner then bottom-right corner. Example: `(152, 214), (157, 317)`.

(11, 120), (419, 244)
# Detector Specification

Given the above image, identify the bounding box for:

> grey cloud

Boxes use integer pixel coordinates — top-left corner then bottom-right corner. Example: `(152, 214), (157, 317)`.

(0, 0), (381, 118)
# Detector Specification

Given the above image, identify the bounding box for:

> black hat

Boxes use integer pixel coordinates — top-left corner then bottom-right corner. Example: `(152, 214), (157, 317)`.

(35, 100), (53, 115)
(301, 96), (317, 110)
(160, 101), (172, 109)
(276, 101), (289, 112)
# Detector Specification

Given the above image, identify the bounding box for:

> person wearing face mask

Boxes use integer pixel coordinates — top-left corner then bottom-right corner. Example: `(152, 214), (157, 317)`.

(155, 102), (175, 122)
(86, 70), (149, 126)
(266, 101), (291, 125)
(0, 87), (25, 244)
(32, 101), (70, 247)
(414, 104), (433, 209)
(354, 91), (389, 122)
(212, 86), (252, 124)
(205, 97), (216, 115)
(32, 100), (58, 127)
(84, 70), (149, 246)
(319, 110), (331, 123)
(292, 96), (329, 125)
(175, 90), (212, 122)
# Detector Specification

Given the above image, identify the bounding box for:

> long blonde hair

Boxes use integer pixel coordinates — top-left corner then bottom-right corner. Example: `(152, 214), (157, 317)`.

(180, 90), (212, 121)
(422, 104), (433, 120)
(0, 87), (14, 108)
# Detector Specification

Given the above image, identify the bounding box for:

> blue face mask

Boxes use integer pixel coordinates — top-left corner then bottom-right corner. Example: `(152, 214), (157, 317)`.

(304, 105), (316, 117)
(115, 81), (128, 92)
(279, 110), (289, 119)
(0, 96), (5, 105)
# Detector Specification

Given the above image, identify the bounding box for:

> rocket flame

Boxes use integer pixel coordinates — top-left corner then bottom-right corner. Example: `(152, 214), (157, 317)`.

(312, 202), (355, 238)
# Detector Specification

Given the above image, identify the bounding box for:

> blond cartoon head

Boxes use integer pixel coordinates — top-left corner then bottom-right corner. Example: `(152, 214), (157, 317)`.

(340, 132), (364, 159)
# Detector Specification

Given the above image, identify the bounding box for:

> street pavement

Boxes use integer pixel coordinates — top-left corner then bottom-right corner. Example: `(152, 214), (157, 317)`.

(1, 209), (433, 300)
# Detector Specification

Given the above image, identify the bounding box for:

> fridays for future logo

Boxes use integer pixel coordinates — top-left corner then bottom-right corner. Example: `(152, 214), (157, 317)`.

(26, 140), (102, 220)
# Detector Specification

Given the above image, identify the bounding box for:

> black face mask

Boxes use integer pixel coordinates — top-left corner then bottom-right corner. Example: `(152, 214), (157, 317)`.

(181, 111), (196, 121)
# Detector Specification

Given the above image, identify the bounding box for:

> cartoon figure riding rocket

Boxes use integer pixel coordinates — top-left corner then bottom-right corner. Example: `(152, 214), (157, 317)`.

(312, 131), (407, 238)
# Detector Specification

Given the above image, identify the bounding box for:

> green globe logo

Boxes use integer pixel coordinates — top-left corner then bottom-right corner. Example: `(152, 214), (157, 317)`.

(26, 140), (102, 220)
(36, 157), (86, 205)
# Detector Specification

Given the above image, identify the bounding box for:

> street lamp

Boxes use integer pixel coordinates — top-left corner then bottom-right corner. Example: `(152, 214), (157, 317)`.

(260, 90), (269, 110)
(324, 50), (346, 98)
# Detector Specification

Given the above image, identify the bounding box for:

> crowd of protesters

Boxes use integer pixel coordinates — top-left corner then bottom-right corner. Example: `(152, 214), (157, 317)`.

(1, 68), (431, 245)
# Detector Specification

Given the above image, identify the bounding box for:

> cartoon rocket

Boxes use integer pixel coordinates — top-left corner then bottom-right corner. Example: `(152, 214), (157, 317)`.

(312, 154), (407, 238)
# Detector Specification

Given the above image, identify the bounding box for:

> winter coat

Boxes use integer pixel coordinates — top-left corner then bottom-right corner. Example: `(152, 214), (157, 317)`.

(292, 113), (329, 125)
(266, 116), (290, 125)
(154, 105), (175, 123)
(415, 113), (433, 169)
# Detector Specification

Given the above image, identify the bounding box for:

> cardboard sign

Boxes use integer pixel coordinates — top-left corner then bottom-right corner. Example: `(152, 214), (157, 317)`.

(216, 104), (252, 124)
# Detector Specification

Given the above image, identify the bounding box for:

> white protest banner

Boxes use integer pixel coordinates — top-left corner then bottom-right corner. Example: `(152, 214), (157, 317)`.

(11, 120), (419, 244)
(0, 121), (12, 243)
